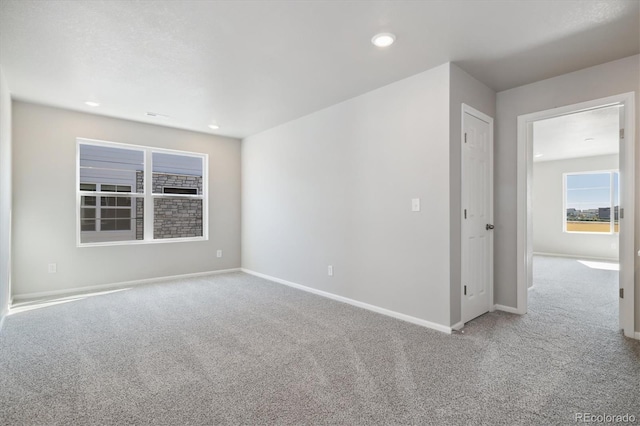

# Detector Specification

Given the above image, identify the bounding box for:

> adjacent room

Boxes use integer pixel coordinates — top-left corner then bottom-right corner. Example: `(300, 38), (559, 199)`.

(0, 1), (639, 424)
(531, 106), (622, 334)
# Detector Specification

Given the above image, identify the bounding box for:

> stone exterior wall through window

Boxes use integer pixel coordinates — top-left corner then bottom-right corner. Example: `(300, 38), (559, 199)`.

(134, 172), (203, 239)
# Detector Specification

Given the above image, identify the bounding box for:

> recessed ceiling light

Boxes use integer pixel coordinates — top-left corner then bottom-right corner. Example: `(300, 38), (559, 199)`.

(534, 153), (544, 158)
(371, 32), (396, 48)
(584, 138), (595, 142)
(84, 101), (100, 107)
(146, 112), (170, 119)
(208, 124), (220, 130)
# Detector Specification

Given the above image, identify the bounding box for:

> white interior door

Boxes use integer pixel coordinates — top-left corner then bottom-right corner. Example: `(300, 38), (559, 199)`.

(461, 106), (494, 324)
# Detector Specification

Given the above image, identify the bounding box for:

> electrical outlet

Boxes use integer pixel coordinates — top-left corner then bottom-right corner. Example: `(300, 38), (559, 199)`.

(216, 250), (223, 258)
(328, 265), (333, 276)
(48, 263), (57, 273)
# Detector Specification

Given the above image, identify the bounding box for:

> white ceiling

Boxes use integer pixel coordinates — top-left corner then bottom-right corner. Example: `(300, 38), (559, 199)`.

(533, 105), (620, 162)
(0, 0), (638, 138)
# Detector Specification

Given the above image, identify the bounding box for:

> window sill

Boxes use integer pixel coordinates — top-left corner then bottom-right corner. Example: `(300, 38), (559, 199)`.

(77, 236), (208, 248)
(563, 231), (619, 236)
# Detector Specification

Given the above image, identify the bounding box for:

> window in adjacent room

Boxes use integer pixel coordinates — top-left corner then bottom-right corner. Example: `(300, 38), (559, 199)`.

(77, 139), (207, 246)
(564, 171), (619, 234)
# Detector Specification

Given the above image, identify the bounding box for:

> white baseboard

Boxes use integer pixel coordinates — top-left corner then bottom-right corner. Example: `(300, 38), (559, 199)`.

(241, 268), (452, 334)
(0, 313), (5, 334)
(11, 268), (241, 304)
(494, 304), (521, 314)
(533, 252), (618, 263)
(451, 321), (464, 331)
(635, 331), (640, 341)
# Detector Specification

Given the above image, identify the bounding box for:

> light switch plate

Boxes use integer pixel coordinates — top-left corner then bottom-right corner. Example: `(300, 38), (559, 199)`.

(412, 198), (420, 212)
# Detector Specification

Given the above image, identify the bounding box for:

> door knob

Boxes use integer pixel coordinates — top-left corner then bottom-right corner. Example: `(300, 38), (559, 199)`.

(486, 224), (495, 230)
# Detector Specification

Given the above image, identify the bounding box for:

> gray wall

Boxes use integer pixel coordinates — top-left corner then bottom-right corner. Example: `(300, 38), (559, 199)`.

(533, 155), (619, 261)
(495, 55), (640, 332)
(448, 63), (496, 325)
(0, 67), (11, 324)
(242, 64), (452, 327)
(12, 101), (241, 297)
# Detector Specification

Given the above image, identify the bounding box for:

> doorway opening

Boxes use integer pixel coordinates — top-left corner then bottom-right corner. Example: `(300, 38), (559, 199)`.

(531, 105), (620, 332)
(516, 93), (635, 338)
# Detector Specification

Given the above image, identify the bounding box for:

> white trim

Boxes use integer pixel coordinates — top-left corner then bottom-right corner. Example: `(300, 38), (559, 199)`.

(463, 104), (494, 123)
(0, 313), (5, 333)
(78, 236), (208, 248)
(494, 304), (520, 314)
(11, 268), (240, 303)
(242, 268), (452, 334)
(460, 104), (494, 324)
(451, 321), (464, 331)
(634, 332), (640, 341)
(76, 141), (81, 246)
(78, 191), (140, 197)
(143, 147), (153, 240)
(533, 252), (618, 263)
(202, 152), (209, 241)
(516, 93), (635, 337)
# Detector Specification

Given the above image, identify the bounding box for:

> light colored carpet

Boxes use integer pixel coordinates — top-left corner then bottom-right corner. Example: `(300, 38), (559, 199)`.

(1, 256), (638, 425)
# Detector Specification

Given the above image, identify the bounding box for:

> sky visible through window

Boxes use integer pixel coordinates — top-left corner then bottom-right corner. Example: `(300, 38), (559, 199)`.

(566, 173), (615, 211)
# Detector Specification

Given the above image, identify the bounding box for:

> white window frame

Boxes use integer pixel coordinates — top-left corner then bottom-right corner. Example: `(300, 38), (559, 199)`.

(562, 169), (619, 235)
(77, 138), (209, 247)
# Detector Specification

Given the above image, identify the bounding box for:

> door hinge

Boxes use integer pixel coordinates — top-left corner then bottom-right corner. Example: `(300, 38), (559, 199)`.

(619, 207), (624, 219)
(464, 133), (467, 143)
(464, 285), (467, 296)
(620, 128), (625, 139)
(620, 288), (624, 299)
(464, 209), (467, 219)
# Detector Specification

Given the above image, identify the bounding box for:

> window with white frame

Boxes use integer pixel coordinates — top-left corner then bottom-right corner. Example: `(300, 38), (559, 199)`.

(78, 139), (207, 245)
(564, 171), (619, 234)
(80, 183), (134, 233)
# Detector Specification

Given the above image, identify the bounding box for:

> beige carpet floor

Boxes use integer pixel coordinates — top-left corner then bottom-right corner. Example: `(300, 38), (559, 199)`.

(1, 256), (638, 425)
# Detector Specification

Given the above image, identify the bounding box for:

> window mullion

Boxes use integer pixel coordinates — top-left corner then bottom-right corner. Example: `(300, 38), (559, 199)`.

(96, 183), (102, 232)
(203, 153), (208, 240)
(144, 150), (154, 241)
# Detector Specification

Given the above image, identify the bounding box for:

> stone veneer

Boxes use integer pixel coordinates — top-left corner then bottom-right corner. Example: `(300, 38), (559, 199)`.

(135, 172), (203, 239)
